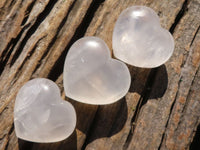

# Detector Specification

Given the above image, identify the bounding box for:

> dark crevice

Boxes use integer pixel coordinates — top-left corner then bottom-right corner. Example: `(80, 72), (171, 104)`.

(182, 65), (200, 114)
(123, 97), (142, 149)
(32, 0), (77, 76)
(81, 107), (100, 150)
(4, 124), (14, 150)
(190, 25), (200, 47)
(136, 68), (159, 108)
(8, 124), (14, 136)
(3, 36), (46, 88)
(137, 68), (159, 109)
(0, 104), (9, 116)
(180, 28), (197, 68)
(19, 0), (24, 8)
(8, 0), (16, 8)
(123, 67), (159, 149)
(9, 0), (57, 66)
(56, 1), (77, 35)
(12, 36), (46, 86)
(48, 0), (105, 81)
(0, 134), (6, 141)
(169, 0), (188, 34)
(0, 0), (42, 75)
(190, 123), (200, 150)
(21, 0), (36, 26)
(1, 0), (8, 9)
(158, 76), (183, 150)
(4, 138), (9, 150)
(0, 23), (30, 75)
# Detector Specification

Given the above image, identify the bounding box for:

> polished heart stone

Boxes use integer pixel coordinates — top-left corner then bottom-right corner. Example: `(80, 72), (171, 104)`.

(14, 78), (76, 143)
(113, 6), (174, 68)
(63, 37), (131, 105)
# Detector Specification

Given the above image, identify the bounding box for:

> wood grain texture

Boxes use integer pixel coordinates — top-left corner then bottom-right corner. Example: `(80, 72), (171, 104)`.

(0, 0), (199, 150)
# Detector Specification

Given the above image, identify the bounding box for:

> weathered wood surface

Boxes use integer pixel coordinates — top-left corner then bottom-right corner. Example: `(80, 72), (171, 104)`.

(0, 0), (200, 150)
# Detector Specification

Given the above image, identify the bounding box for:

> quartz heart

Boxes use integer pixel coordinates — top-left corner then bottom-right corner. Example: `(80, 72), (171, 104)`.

(14, 78), (76, 143)
(63, 37), (131, 105)
(112, 6), (174, 68)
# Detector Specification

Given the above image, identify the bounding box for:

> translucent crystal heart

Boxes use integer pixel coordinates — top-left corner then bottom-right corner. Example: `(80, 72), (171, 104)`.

(113, 6), (174, 68)
(14, 78), (76, 143)
(63, 37), (131, 105)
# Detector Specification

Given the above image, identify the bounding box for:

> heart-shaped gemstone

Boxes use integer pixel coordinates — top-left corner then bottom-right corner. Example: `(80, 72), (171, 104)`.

(113, 6), (174, 68)
(63, 37), (131, 105)
(14, 78), (76, 143)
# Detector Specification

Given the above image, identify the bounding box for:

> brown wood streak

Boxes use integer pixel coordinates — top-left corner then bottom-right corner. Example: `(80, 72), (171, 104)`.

(0, 0), (200, 150)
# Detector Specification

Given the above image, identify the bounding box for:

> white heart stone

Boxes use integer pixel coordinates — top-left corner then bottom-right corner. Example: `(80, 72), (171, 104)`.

(63, 37), (131, 105)
(14, 78), (76, 143)
(112, 6), (174, 68)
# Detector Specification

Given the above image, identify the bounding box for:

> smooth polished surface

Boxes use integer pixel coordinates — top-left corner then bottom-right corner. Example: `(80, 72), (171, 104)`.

(64, 37), (131, 105)
(113, 6), (174, 68)
(14, 78), (76, 143)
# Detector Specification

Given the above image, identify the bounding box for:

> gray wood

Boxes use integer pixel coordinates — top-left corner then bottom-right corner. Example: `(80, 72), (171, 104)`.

(0, 0), (199, 150)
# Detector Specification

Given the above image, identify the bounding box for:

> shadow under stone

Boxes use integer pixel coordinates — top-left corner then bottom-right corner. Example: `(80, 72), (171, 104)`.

(190, 123), (200, 150)
(149, 65), (168, 99)
(68, 98), (127, 149)
(129, 65), (168, 100)
(18, 130), (77, 150)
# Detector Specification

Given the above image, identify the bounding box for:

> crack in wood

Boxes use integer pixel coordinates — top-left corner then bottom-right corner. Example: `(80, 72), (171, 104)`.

(20, 0), (36, 26)
(9, 0), (16, 8)
(4, 123), (14, 150)
(9, 0), (57, 66)
(0, 133), (7, 141)
(181, 64), (200, 115)
(11, 35), (47, 86)
(157, 75), (182, 150)
(123, 68), (158, 150)
(0, 0), (29, 56)
(169, 0), (189, 34)
(0, 23), (31, 75)
(190, 25), (200, 47)
(0, 135), (8, 150)
(181, 26), (200, 70)
(32, 0), (77, 77)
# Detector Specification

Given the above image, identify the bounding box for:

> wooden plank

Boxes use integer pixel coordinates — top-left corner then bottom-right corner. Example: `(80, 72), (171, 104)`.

(0, 0), (199, 150)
